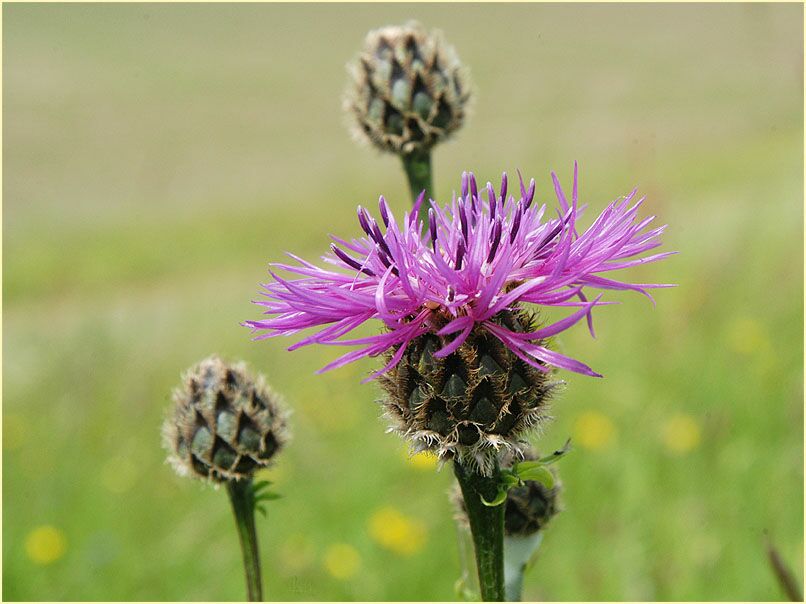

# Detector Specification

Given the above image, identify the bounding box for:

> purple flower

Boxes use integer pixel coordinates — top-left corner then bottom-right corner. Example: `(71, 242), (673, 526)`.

(246, 164), (673, 381)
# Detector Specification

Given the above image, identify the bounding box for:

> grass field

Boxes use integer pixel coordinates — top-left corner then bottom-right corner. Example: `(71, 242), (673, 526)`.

(3, 3), (803, 601)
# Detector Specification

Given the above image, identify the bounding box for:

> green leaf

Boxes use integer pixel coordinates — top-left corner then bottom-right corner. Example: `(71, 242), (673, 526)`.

(514, 464), (555, 489)
(500, 469), (521, 487)
(252, 480), (273, 495)
(538, 438), (572, 464)
(251, 479), (282, 510)
(480, 487), (508, 507)
(512, 460), (542, 472)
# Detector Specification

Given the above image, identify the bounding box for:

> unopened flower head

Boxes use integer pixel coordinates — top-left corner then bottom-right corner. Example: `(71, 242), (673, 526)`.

(163, 356), (290, 483)
(344, 21), (471, 155)
(246, 165), (672, 472)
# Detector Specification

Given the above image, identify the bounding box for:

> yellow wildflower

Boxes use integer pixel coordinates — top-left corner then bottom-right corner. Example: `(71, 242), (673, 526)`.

(573, 410), (616, 450)
(404, 449), (438, 470)
(368, 506), (427, 556)
(25, 525), (67, 565)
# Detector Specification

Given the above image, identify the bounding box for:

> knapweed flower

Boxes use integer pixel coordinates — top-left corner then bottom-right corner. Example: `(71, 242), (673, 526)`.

(246, 165), (671, 472)
(344, 21), (471, 155)
(163, 356), (290, 483)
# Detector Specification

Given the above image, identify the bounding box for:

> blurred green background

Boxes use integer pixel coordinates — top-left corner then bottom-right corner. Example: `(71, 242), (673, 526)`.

(3, 3), (803, 601)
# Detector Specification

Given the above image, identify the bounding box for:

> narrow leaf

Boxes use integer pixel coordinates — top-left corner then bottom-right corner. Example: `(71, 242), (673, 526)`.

(515, 465), (555, 489)
(500, 470), (521, 487)
(480, 488), (508, 507)
(252, 480), (273, 495)
(538, 438), (572, 464)
(255, 492), (282, 503)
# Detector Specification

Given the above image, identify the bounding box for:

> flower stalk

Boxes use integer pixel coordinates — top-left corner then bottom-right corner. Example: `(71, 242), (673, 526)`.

(162, 356), (289, 601)
(227, 479), (263, 601)
(401, 149), (433, 225)
(454, 460), (505, 601)
(452, 445), (564, 601)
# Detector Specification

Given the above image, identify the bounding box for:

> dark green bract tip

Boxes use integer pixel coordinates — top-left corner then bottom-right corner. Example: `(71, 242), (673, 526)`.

(162, 355), (290, 483)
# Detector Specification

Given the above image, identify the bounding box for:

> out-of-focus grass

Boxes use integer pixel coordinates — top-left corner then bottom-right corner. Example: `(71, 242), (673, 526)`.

(3, 3), (803, 601)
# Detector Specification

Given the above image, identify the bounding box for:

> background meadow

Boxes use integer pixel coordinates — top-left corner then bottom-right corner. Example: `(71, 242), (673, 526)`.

(3, 3), (803, 601)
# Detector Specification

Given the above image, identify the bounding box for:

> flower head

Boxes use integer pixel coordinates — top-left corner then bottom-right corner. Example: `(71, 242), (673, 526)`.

(246, 164), (672, 381)
(344, 21), (471, 155)
(163, 355), (290, 483)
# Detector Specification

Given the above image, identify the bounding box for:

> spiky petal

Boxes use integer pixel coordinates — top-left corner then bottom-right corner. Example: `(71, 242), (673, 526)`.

(246, 165), (674, 380)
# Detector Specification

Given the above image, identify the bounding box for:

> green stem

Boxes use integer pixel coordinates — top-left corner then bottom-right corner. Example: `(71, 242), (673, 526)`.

(400, 149), (433, 227)
(454, 460), (505, 602)
(226, 479), (263, 601)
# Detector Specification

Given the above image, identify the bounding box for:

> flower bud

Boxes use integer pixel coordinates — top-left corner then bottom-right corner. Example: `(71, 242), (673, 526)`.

(162, 355), (290, 483)
(344, 21), (471, 155)
(380, 310), (558, 476)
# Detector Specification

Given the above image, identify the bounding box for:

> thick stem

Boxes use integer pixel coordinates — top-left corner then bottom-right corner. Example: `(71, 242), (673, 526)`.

(226, 479), (263, 601)
(454, 460), (506, 602)
(400, 149), (433, 228)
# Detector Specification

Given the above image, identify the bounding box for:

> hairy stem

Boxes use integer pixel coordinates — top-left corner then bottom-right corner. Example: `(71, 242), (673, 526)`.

(400, 149), (433, 227)
(227, 479), (263, 601)
(454, 460), (505, 601)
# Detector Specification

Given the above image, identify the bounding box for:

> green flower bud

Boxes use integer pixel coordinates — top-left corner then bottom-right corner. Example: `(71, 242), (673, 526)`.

(162, 356), (290, 483)
(344, 21), (471, 155)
